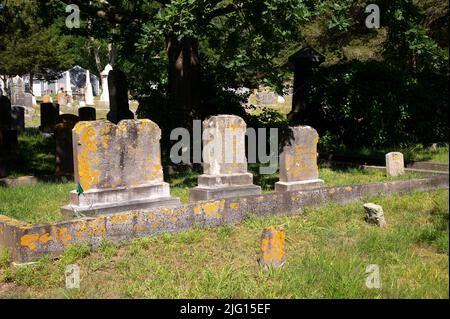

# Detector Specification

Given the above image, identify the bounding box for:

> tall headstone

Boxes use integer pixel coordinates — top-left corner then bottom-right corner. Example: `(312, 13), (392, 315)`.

(78, 107), (96, 121)
(0, 95), (11, 129)
(106, 69), (134, 124)
(65, 71), (73, 96)
(39, 102), (60, 133)
(55, 120), (78, 176)
(385, 152), (405, 177)
(10, 76), (25, 107)
(275, 126), (324, 192)
(287, 47), (325, 123)
(190, 115), (261, 201)
(0, 95), (18, 164)
(99, 64), (113, 105)
(85, 70), (94, 105)
(11, 106), (25, 131)
(61, 119), (180, 217)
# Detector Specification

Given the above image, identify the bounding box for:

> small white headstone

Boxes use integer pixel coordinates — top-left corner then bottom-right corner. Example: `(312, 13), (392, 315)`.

(385, 152), (404, 177)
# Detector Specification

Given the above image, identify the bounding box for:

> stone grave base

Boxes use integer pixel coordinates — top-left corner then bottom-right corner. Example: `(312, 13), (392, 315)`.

(275, 179), (324, 192)
(61, 182), (180, 218)
(190, 184), (261, 202)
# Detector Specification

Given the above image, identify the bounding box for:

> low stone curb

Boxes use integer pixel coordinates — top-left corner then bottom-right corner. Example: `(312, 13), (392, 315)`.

(1, 175), (448, 262)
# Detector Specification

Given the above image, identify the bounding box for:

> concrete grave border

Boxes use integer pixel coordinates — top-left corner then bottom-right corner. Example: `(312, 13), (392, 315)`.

(0, 175), (448, 262)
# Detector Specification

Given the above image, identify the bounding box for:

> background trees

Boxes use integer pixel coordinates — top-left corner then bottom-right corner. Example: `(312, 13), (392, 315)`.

(1, 0), (448, 148)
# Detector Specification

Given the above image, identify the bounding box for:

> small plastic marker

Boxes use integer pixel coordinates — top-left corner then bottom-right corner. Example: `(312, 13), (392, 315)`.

(76, 183), (84, 196)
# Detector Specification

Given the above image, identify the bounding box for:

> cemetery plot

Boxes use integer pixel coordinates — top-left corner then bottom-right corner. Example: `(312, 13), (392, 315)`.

(0, 189), (447, 298)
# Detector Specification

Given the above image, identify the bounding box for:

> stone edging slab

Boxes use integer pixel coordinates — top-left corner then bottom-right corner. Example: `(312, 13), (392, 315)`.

(1, 176), (448, 262)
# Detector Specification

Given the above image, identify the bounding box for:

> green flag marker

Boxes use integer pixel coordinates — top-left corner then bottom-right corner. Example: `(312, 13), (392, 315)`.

(76, 183), (84, 196)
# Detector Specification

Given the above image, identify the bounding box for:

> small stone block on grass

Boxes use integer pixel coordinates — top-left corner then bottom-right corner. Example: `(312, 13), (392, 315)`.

(363, 203), (387, 227)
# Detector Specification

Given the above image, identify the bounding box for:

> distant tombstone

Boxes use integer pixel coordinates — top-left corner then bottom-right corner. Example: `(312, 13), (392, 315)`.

(61, 119), (180, 216)
(57, 88), (66, 106)
(385, 152), (405, 177)
(78, 107), (96, 121)
(275, 126), (324, 192)
(10, 76), (25, 107)
(106, 69), (134, 124)
(99, 64), (113, 105)
(288, 47), (325, 123)
(85, 70), (94, 105)
(0, 95), (12, 129)
(189, 115), (261, 201)
(11, 106), (25, 131)
(65, 71), (73, 96)
(24, 93), (33, 109)
(39, 102), (60, 133)
(256, 92), (277, 105)
(55, 121), (77, 176)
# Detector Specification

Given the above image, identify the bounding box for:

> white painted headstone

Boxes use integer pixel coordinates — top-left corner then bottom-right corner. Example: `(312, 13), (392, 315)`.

(100, 64), (113, 104)
(65, 71), (72, 96)
(85, 70), (94, 105)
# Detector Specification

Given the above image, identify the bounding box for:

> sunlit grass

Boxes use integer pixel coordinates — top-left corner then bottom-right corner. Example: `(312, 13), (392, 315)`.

(0, 189), (447, 298)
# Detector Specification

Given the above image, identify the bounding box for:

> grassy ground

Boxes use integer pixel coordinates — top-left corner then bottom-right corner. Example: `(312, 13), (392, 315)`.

(0, 189), (447, 298)
(0, 166), (424, 224)
(325, 145), (449, 164)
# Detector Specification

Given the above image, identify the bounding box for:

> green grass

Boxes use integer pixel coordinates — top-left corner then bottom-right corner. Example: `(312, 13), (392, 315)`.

(0, 165), (426, 224)
(323, 145), (449, 163)
(0, 189), (447, 298)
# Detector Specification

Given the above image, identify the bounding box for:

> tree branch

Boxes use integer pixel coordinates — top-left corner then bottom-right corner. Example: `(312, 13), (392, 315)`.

(206, 3), (240, 21)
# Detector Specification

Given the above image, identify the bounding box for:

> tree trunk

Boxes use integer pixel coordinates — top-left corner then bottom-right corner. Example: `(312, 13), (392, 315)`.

(29, 73), (34, 95)
(165, 34), (201, 128)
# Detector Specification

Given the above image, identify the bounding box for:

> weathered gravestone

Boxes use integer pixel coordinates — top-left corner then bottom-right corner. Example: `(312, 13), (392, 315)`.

(363, 203), (387, 227)
(99, 64), (113, 106)
(24, 93), (33, 109)
(10, 76), (25, 107)
(258, 226), (286, 269)
(39, 103), (60, 133)
(11, 106), (25, 131)
(61, 119), (180, 217)
(0, 96), (18, 156)
(385, 152), (404, 177)
(78, 107), (96, 121)
(275, 126), (324, 192)
(190, 115), (261, 201)
(256, 92), (277, 106)
(55, 119), (78, 176)
(106, 69), (134, 124)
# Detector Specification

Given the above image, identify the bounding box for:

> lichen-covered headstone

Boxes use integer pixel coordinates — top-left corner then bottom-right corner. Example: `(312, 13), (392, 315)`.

(363, 203), (387, 227)
(190, 115), (261, 201)
(385, 152), (404, 177)
(39, 102), (60, 133)
(275, 125), (324, 192)
(61, 119), (179, 217)
(258, 226), (286, 269)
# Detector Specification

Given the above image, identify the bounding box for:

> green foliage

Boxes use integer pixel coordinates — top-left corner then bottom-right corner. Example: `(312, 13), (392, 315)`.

(303, 60), (448, 148)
